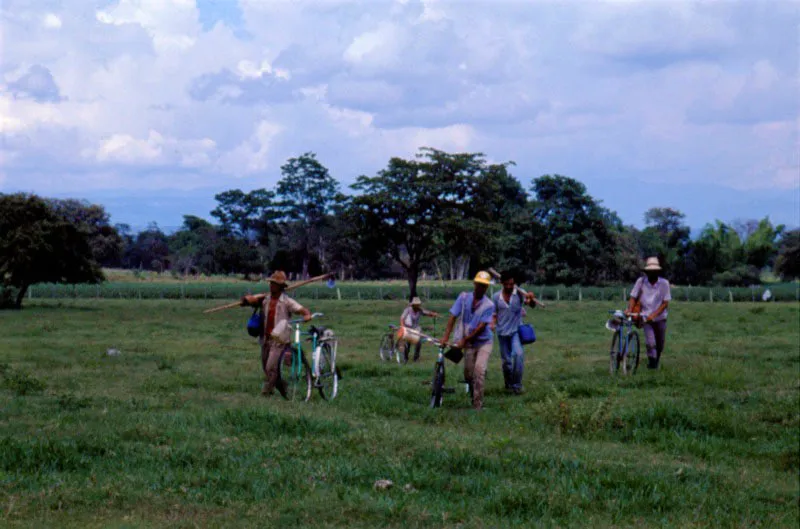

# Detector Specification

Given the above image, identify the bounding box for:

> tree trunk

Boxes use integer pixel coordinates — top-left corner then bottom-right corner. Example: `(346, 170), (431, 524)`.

(14, 283), (29, 309)
(407, 262), (419, 301)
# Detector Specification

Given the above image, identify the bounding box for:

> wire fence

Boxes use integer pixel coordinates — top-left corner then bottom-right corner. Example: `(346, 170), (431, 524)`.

(24, 281), (800, 303)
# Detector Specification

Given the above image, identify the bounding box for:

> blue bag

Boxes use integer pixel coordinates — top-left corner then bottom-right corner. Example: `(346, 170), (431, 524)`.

(247, 309), (264, 338)
(518, 323), (536, 345)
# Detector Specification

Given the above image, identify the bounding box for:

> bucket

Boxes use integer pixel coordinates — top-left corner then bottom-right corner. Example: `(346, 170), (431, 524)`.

(396, 326), (423, 345)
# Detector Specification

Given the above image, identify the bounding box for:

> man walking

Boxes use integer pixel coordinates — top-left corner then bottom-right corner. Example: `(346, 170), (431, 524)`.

(399, 297), (439, 362)
(626, 257), (671, 369)
(241, 271), (312, 396)
(441, 271), (496, 410)
(491, 270), (537, 395)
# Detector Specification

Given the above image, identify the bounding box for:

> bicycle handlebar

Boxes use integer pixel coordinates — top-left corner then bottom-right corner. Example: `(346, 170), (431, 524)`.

(289, 312), (324, 325)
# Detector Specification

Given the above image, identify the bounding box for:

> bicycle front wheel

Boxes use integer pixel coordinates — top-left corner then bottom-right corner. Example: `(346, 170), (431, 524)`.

(609, 332), (621, 374)
(279, 348), (312, 402)
(379, 334), (394, 362)
(625, 332), (640, 375)
(317, 343), (339, 401)
(430, 362), (445, 408)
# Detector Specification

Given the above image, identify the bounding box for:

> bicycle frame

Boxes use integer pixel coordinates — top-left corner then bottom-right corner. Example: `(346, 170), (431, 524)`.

(609, 310), (636, 358)
(288, 312), (325, 385)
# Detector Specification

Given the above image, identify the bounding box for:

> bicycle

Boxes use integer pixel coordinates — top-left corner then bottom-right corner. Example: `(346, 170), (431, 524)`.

(279, 312), (340, 401)
(379, 324), (400, 363)
(606, 310), (641, 375)
(409, 332), (463, 408)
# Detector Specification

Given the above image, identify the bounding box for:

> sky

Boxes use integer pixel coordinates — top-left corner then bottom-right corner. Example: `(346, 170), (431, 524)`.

(1, 0), (798, 234)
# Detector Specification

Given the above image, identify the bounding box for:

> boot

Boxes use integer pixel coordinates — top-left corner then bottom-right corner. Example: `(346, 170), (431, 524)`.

(647, 357), (657, 370)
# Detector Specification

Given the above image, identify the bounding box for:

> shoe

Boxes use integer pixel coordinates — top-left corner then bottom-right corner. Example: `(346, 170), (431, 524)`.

(513, 388), (524, 395)
(647, 357), (657, 370)
(261, 382), (270, 396)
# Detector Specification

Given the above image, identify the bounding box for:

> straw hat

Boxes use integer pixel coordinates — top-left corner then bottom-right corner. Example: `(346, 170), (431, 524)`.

(643, 257), (662, 271)
(268, 270), (289, 286)
(473, 271), (492, 285)
(410, 297), (422, 306)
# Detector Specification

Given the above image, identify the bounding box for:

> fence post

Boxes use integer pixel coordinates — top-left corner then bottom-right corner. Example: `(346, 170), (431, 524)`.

(709, 289), (713, 303)
(729, 290), (733, 303)
(29, 287), (33, 300)
(557, 289), (560, 302)
(337, 288), (341, 301)
(623, 288), (626, 301)
(579, 288), (582, 302)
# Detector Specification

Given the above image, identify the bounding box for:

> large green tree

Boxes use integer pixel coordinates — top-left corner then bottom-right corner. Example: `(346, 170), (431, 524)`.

(46, 198), (125, 267)
(350, 148), (506, 298)
(275, 153), (341, 278)
(528, 175), (624, 285)
(0, 193), (103, 309)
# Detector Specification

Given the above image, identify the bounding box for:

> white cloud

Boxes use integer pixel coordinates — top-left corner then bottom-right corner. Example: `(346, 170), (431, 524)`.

(216, 120), (283, 176)
(42, 13), (62, 29)
(0, 0), (796, 229)
(88, 130), (217, 167)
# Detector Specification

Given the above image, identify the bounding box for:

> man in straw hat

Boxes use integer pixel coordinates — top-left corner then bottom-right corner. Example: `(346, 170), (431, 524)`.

(441, 271), (496, 410)
(626, 257), (672, 369)
(398, 297), (440, 363)
(241, 271), (312, 396)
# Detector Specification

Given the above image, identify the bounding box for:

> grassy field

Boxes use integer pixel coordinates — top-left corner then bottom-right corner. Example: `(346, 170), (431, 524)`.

(0, 299), (798, 528)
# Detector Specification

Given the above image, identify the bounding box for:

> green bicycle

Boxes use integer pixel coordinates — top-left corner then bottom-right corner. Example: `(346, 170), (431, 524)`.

(279, 312), (340, 401)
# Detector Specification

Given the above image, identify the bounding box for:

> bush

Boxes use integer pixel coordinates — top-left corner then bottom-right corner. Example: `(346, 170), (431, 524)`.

(712, 266), (762, 287)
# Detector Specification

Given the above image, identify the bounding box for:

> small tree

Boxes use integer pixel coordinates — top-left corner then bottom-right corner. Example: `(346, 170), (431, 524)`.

(0, 193), (103, 309)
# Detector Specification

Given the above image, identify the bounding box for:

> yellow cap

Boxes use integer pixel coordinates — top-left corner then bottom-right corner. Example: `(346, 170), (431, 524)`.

(473, 271), (492, 285)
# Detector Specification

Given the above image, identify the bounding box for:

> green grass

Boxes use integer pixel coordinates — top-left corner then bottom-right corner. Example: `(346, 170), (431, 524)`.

(1, 299), (798, 528)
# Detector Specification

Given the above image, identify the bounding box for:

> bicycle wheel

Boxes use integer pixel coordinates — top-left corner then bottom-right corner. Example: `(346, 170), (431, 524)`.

(625, 332), (640, 374)
(279, 347), (312, 402)
(316, 343), (339, 401)
(379, 334), (394, 362)
(430, 362), (445, 408)
(397, 341), (409, 365)
(609, 332), (622, 374)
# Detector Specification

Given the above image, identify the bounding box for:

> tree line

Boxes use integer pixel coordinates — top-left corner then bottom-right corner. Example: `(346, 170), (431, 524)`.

(2, 148), (798, 307)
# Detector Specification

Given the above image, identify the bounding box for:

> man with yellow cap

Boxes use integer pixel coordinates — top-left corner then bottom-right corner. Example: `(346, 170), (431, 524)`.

(398, 297), (440, 363)
(241, 271), (312, 396)
(626, 257), (672, 369)
(441, 271), (496, 410)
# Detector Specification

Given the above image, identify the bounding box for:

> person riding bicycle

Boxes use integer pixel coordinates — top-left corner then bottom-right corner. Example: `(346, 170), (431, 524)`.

(491, 270), (537, 395)
(399, 297), (440, 362)
(626, 257), (671, 370)
(241, 270), (312, 396)
(440, 271), (496, 411)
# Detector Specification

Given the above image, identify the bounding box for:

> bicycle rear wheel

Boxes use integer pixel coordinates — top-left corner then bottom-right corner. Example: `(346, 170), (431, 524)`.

(430, 362), (445, 408)
(316, 343), (339, 401)
(625, 332), (640, 374)
(379, 334), (394, 362)
(279, 347), (312, 402)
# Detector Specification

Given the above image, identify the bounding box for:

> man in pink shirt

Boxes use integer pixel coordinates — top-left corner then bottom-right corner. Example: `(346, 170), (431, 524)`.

(626, 257), (671, 370)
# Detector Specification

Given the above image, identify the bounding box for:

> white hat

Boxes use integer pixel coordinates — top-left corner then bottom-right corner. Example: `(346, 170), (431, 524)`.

(643, 257), (662, 271)
(410, 297), (422, 306)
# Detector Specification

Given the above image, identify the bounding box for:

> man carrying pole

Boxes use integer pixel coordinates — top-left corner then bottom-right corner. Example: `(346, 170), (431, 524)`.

(240, 271), (312, 397)
(440, 271), (496, 411)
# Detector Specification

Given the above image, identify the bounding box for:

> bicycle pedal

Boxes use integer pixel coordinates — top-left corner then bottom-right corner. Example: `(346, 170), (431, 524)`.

(443, 387), (456, 394)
